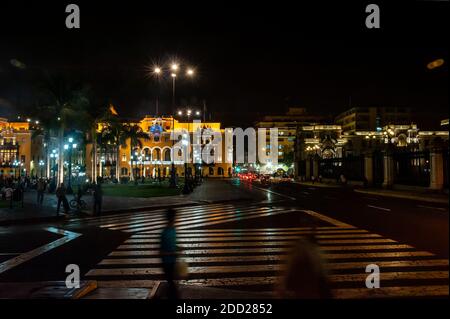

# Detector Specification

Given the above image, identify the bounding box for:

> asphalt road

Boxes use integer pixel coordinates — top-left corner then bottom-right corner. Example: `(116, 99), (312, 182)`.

(0, 179), (448, 299)
(245, 180), (449, 258)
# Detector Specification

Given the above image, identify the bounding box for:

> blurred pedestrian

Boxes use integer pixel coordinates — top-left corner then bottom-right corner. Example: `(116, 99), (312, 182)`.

(93, 182), (103, 216)
(275, 237), (332, 299)
(55, 183), (69, 215)
(36, 178), (46, 205)
(160, 208), (178, 299)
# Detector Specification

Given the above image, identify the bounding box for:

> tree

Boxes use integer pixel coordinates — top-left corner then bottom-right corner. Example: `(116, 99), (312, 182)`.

(121, 124), (150, 182)
(98, 115), (127, 179)
(35, 74), (90, 186)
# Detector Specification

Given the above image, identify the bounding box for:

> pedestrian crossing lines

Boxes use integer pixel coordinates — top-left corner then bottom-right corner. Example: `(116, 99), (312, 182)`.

(84, 206), (449, 298)
(68, 202), (296, 233)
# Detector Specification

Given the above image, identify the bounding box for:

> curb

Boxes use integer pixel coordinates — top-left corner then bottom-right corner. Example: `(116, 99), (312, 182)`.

(354, 189), (449, 205)
(0, 214), (67, 227)
(293, 181), (344, 189)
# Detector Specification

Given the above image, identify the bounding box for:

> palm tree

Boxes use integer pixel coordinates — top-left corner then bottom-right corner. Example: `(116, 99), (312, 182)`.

(94, 111), (127, 180)
(83, 102), (115, 182)
(36, 74), (90, 186)
(122, 124), (150, 182)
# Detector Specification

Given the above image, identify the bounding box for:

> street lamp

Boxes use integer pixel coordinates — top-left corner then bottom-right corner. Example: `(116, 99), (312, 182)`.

(177, 108), (201, 194)
(12, 160), (19, 179)
(171, 72), (177, 108)
(39, 160), (45, 178)
(50, 149), (58, 181)
(153, 66), (162, 115)
(65, 137), (77, 194)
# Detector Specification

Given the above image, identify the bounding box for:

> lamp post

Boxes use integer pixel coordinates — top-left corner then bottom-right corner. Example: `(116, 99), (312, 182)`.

(50, 149), (58, 182)
(12, 160), (19, 179)
(39, 160), (45, 178)
(65, 137), (77, 194)
(177, 108), (201, 194)
(149, 61), (196, 188)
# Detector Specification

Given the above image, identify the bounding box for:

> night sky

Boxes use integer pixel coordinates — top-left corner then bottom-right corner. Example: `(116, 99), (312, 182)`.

(0, 1), (448, 127)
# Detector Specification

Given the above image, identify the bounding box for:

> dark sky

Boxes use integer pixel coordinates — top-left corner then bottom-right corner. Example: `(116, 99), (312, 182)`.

(0, 1), (448, 127)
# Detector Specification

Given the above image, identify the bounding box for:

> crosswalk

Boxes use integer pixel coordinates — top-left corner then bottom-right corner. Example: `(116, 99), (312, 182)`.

(79, 203), (449, 298)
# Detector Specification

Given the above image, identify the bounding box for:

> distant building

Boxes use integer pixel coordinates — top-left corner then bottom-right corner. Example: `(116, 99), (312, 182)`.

(255, 107), (329, 173)
(0, 117), (34, 177)
(86, 116), (233, 180)
(335, 107), (412, 134)
(294, 120), (449, 190)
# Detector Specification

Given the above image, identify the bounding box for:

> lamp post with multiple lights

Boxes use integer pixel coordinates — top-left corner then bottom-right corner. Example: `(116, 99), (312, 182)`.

(177, 108), (201, 194)
(151, 62), (196, 188)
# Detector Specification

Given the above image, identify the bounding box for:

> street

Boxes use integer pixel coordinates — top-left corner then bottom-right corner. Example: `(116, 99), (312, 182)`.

(0, 179), (448, 298)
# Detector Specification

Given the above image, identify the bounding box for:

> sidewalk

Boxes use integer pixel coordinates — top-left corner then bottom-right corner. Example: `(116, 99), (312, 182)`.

(354, 188), (449, 204)
(295, 180), (448, 205)
(0, 191), (67, 226)
(0, 281), (97, 299)
(294, 181), (341, 188)
(0, 179), (256, 225)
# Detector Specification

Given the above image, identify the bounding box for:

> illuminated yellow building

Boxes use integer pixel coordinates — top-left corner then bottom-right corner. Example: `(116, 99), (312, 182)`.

(86, 116), (233, 180)
(0, 117), (38, 177)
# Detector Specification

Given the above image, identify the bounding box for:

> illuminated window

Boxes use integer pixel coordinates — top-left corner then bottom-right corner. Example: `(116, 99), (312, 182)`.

(122, 154), (127, 162)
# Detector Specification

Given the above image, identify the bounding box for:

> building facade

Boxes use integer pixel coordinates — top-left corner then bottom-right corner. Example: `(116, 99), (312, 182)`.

(86, 116), (233, 181)
(335, 107), (412, 134)
(0, 118), (34, 177)
(255, 107), (329, 173)
(295, 121), (449, 190)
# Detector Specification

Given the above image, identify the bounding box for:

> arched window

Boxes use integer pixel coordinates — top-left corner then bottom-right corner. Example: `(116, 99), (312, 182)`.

(164, 149), (171, 161)
(143, 148), (151, 161)
(209, 167), (214, 176)
(152, 148), (161, 161)
(218, 167), (224, 175)
(121, 167), (128, 176)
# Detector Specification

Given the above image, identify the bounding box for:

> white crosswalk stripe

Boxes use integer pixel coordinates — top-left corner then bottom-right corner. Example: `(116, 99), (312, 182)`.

(82, 203), (449, 298)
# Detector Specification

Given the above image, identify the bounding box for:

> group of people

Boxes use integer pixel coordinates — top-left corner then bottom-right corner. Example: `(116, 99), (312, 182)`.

(54, 181), (103, 216)
(0, 176), (27, 203)
(1, 174), (103, 216)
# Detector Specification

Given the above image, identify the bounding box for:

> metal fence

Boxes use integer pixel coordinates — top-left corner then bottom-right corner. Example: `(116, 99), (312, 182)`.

(393, 151), (430, 187)
(319, 155), (364, 181)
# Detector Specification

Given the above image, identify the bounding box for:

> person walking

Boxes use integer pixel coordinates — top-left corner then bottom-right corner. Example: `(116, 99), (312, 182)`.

(275, 237), (332, 299)
(93, 182), (103, 216)
(160, 208), (178, 299)
(55, 183), (69, 216)
(36, 178), (46, 205)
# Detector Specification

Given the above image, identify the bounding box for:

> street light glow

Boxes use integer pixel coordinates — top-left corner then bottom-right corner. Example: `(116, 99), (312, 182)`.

(195, 111), (200, 116)
(427, 58), (444, 70)
(171, 63), (179, 71)
(154, 67), (161, 74)
(178, 111), (183, 115)
(171, 73), (177, 78)
(187, 68), (194, 76)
